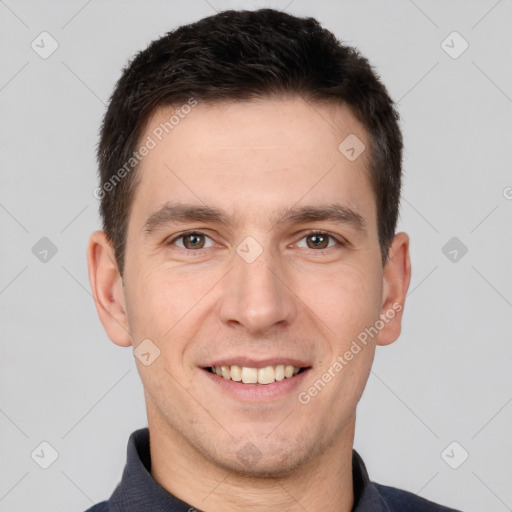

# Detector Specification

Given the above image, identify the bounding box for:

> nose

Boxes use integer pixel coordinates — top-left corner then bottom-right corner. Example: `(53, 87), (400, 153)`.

(218, 243), (298, 334)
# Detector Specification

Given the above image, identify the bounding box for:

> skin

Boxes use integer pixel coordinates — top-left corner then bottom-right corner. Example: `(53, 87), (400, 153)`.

(88, 97), (411, 512)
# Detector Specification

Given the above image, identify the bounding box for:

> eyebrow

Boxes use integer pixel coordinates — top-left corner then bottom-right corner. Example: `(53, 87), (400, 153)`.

(142, 202), (367, 235)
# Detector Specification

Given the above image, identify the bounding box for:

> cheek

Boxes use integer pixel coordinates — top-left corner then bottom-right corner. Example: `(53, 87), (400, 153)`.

(126, 262), (215, 344)
(125, 268), (201, 391)
(305, 262), (382, 338)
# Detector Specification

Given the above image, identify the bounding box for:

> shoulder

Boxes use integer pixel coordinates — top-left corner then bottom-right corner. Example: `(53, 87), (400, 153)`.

(375, 483), (462, 511)
(82, 501), (109, 512)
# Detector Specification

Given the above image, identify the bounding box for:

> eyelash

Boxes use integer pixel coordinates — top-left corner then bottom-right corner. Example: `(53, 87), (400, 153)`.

(165, 229), (346, 255)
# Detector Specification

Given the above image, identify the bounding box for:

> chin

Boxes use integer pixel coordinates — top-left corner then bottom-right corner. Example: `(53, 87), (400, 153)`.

(206, 434), (317, 478)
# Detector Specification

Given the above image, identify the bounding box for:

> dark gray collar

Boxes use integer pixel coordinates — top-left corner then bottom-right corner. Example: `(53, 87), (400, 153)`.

(105, 428), (453, 512)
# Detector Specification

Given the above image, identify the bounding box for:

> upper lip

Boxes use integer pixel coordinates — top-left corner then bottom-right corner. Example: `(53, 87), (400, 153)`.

(204, 357), (311, 369)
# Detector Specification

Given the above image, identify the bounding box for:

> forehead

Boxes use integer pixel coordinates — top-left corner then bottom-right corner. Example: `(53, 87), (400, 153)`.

(130, 97), (376, 231)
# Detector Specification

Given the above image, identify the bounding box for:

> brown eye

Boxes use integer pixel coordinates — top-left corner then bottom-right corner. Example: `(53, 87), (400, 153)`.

(182, 233), (205, 249)
(306, 233), (329, 249)
(168, 231), (214, 250)
(296, 231), (343, 251)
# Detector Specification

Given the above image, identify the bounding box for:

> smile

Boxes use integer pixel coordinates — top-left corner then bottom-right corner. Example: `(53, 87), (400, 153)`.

(207, 364), (306, 384)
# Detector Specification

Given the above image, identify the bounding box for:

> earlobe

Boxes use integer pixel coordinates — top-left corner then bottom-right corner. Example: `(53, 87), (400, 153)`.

(377, 232), (411, 347)
(87, 230), (132, 347)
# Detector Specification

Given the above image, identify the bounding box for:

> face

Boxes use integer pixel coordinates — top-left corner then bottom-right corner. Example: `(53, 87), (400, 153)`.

(89, 97), (410, 477)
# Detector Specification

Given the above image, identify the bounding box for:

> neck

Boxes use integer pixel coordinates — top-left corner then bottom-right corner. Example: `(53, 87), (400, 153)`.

(148, 410), (356, 512)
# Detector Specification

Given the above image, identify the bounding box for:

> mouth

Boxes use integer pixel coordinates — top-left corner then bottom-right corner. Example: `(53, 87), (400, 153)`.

(204, 363), (310, 385)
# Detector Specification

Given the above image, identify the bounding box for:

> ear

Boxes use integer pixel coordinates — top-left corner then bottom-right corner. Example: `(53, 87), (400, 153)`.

(377, 232), (411, 347)
(87, 230), (132, 347)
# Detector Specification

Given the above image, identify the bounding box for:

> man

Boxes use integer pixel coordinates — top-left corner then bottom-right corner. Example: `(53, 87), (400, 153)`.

(86, 8), (461, 512)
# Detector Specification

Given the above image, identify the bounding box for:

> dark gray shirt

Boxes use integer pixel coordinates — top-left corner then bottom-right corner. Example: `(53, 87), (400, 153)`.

(84, 428), (462, 511)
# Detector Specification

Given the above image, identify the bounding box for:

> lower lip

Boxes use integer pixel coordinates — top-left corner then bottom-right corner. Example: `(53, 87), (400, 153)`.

(202, 368), (311, 402)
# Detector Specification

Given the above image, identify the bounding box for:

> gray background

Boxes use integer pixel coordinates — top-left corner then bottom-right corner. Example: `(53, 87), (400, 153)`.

(1, 1), (511, 511)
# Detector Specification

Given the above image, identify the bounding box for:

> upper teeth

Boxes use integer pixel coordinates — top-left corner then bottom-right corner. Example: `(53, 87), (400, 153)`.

(211, 365), (301, 384)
